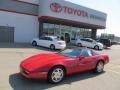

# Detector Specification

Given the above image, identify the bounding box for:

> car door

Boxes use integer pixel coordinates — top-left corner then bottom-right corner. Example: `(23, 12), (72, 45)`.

(37, 37), (46, 46)
(44, 37), (53, 48)
(80, 39), (87, 46)
(77, 49), (96, 72)
(86, 39), (94, 48)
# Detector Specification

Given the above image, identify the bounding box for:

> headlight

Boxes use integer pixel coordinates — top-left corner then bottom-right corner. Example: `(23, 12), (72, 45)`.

(24, 70), (30, 74)
(20, 67), (30, 75)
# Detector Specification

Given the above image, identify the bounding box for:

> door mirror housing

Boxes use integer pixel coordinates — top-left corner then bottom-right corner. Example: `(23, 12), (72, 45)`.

(79, 56), (85, 60)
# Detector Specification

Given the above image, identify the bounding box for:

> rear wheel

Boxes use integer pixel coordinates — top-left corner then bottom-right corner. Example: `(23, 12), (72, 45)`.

(94, 61), (104, 73)
(50, 44), (55, 50)
(94, 45), (99, 50)
(78, 43), (82, 47)
(104, 45), (107, 49)
(47, 66), (65, 83)
(32, 41), (37, 46)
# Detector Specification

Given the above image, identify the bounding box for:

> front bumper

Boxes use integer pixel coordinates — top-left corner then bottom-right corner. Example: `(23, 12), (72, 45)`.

(20, 67), (48, 79)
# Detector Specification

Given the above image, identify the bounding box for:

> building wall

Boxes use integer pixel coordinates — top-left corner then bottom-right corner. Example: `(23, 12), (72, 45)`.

(17, 0), (39, 4)
(0, 11), (39, 43)
(0, 0), (107, 43)
(0, 0), (38, 16)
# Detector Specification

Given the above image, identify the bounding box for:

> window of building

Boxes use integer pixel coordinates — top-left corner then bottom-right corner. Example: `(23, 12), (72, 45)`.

(43, 23), (49, 36)
(43, 23), (92, 40)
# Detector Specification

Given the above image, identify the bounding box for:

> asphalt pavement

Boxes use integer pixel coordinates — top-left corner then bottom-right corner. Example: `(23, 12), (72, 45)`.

(0, 43), (120, 90)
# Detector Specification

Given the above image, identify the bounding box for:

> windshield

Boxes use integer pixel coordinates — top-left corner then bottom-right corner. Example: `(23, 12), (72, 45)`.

(59, 49), (82, 58)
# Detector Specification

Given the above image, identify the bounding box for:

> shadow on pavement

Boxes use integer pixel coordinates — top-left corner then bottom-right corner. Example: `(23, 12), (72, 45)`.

(104, 47), (111, 50)
(0, 43), (32, 48)
(33, 46), (60, 52)
(0, 43), (60, 52)
(9, 71), (105, 90)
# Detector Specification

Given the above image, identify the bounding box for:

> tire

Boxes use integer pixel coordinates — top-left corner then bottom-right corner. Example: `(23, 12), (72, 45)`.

(94, 61), (104, 73)
(32, 41), (37, 46)
(94, 45), (99, 50)
(50, 44), (55, 50)
(78, 43), (82, 47)
(47, 66), (65, 84)
(103, 45), (107, 49)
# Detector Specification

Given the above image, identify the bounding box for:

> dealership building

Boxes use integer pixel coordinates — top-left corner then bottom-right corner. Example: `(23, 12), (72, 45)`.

(0, 0), (107, 43)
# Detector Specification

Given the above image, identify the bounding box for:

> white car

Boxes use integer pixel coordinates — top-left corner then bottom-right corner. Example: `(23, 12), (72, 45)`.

(31, 36), (66, 50)
(76, 38), (103, 50)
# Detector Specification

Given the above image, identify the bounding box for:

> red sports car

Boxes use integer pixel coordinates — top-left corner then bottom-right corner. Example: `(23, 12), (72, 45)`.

(20, 48), (109, 83)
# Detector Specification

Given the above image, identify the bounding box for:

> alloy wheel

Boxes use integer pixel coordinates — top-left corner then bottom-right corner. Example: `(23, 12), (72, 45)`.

(50, 45), (55, 50)
(96, 61), (104, 73)
(48, 67), (65, 83)
(94, 45), (99, 50)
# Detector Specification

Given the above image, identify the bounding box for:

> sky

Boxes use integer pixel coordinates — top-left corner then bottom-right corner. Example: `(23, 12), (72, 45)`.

(65, 0), (120, 37)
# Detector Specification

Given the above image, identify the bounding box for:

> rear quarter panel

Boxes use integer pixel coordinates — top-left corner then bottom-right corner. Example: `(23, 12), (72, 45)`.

(94, 54), (109, 65)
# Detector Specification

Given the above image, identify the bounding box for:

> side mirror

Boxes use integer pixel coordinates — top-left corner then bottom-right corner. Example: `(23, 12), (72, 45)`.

(79, 56), (85, 60)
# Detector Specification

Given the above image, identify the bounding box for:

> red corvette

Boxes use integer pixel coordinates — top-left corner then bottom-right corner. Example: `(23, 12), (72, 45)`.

(20, 48), (109, 83)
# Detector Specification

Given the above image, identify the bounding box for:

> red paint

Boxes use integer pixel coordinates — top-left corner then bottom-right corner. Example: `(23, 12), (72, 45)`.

(63, 6), (88, 18)
(50, 3), (62, 13)
(0, 9), (38, 16)
(50, 3), (88, 18)
(12, 0), (39, 6)
(20, 50), (109, 80)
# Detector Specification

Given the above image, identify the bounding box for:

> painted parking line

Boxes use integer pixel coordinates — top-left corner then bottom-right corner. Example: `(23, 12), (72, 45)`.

(105, 63), (120, 75)
(107, 69), (120, 75)
(106, 63), (120, 68)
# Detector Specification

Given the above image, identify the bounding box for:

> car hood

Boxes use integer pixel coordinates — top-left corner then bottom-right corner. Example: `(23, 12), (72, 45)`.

(20, 53), (70, 72)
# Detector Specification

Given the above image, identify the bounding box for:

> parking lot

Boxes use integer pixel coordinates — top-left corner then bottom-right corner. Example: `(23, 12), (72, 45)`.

(0, 43), (120, 90)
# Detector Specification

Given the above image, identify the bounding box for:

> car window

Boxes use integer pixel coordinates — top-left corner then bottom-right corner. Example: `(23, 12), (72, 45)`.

(86, 39), (93, 43)
(81, 39), (86, 41)
(102, 39), (109, 42)
(39, 37), (46, 40)
(40, 37), (53, 41)
(100, 39), (104, 42)
(71, 38), (76, 40)
(81, 49), (93, 57)
(46, 37), (53, 41)
(59, 49), (82, 58)
(81, 39), (93, 43)
(100, 39), (105, 42)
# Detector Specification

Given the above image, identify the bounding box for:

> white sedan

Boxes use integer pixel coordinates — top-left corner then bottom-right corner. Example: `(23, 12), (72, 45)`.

(76, 38), (103, 50)
(31, 36), (66, 50)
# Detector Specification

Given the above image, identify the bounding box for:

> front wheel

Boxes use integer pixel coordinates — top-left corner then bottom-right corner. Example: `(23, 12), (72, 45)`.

(32, 41), (37, 46)
(94, 61), (104, 73)
(47, 67), (65, 83)
(78, 43), (82, 47)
